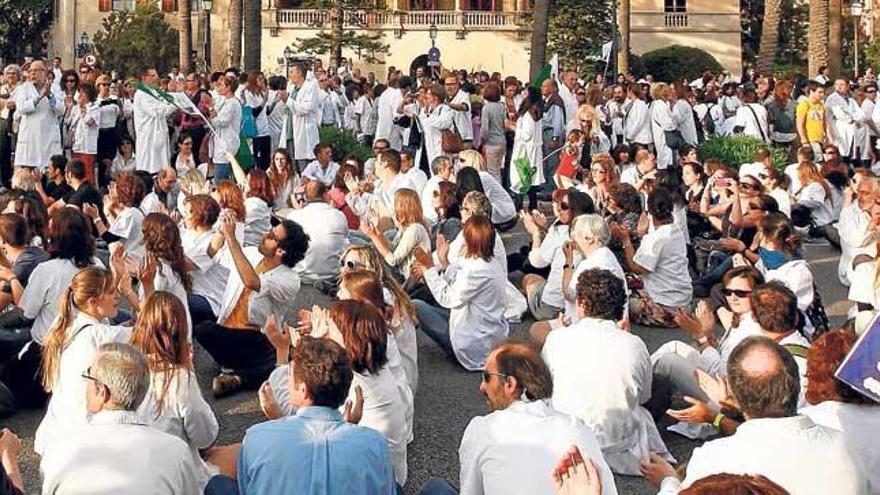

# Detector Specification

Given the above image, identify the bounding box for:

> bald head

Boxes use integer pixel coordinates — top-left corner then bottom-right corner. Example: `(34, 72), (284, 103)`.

(726, 336), (800, 419)
(304, 180), (327, 203)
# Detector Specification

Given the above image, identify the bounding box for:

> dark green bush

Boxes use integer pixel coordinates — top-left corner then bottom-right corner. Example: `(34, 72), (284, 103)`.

(700, 135), (788, 172)
(640, 45), (723, 82)
(318, 127), (374, 164)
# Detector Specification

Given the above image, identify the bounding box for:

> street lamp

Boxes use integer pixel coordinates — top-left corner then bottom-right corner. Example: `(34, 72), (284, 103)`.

(76, 32), (91, 59)
(852, 1), (864, 79)
(428, 22), (438, 48)
(202, 0), (213, 70)
(283, 46), (294, 77)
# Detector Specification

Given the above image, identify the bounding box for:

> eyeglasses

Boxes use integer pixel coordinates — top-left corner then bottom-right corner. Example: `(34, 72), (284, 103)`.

(576, 92), (586, 96)
(722, 288), (752, 298)
(481, 370), (508, 383)
(757, 173), (769, 180)
(81, 367), (105, 388)
(340, 259), (365, 270)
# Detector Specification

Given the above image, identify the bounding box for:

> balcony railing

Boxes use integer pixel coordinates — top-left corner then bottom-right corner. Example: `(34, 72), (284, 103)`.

(274, 9), (526, 30)
(630, 12), (740, 31)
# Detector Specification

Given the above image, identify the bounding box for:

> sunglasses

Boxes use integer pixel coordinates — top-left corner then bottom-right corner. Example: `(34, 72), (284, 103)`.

(576, 92), (586, 96)
(340, 259), (365, 270)
(740, 183), (760, 191)
(558, 202), (570, 211)
(722, 288), (752, 298)
(481, 370), (508, 383)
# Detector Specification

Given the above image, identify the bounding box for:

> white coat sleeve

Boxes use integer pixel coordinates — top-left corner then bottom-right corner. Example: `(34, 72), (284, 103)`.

(179, 372), (220, 449)
(458, 418), (486, 495)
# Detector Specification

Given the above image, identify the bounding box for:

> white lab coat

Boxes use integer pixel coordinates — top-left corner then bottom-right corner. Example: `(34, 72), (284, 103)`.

(509, 111), (544, 193)
(13, 81), (63, 169)
(558, 83), (579, 131)
(67, 103), (101, 155)
(424, 256), (509, 370)
(448, 89), (473, 141)
(542, 317), (673, 475)
(376, 87), (404, 150)
(209, 95), (242, 165)
(838, 202), (875, 286)
(650, 100), (676, 169)
(133, 89), (177, 174)
(285, 78), (321, 161)
(734, 103), (770, 142)
(459, 400), (619, 495)
(623, 98), (652, 145)
(826, 92), (866, 158)
(417, 104), (454, 169)
(672, 99), (699, 145)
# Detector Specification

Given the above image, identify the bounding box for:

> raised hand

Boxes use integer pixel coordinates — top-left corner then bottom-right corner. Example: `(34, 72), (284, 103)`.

(553, 445), (602, 495)
(264, 314), (291, 352)
(666, 395), (715, 424)
(342, 385), (364, 424)
(258, 381), (282, 420)
(695, 369), (730, 405)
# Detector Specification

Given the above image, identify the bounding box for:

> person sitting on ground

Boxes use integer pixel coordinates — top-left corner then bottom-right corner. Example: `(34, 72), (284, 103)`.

(301, 142), (340, 187)
(361, 189), (431, 283)
(40, 342), (199, 494)
(611, 186), (692, 327)
(640, 335), (869, 495)
(286, 180), (350, 283)
(179, 194), (227, 327)
(237, 336), (395, 494)
(442, 340), (618, 495)
(141, 166), (179, 215)
(194, 217), (308, 398)
(84, 171), (146, 260)
(243, 169), (274, 247)
(541, 268), (673, 475)
(48, 159), (102, 215)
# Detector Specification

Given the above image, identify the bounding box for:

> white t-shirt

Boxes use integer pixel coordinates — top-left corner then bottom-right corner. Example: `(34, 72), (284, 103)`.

(107, 206), (145, 259)
(565, 246), (627, 321)
(633, 223), (692, 307)
(181, 228), (228, 317)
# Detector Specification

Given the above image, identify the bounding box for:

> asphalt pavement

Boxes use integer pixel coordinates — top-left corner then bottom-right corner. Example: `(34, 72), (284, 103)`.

(2, 235), (848, 494)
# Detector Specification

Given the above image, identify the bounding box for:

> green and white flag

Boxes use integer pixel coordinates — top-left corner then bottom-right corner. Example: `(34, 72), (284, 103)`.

(136, 82), (216, 134)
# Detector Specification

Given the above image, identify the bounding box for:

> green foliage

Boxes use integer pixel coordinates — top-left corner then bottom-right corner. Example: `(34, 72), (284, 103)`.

(293, 30), (390, 64)
(0, 0), (53, 62)
(865, 39), (880, 78)
(319, 127), (373, 163)
(700, 136), (788, 172)
(639, 45), (723, 82)
(545, 0), (613, 79)
(741, 0), (808, 74)
(92, 3), (178, 79)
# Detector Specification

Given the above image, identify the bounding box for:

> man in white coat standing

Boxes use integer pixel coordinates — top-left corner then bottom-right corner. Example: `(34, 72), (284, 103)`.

(375, 73), (404, 151)
(285, 63), (320, 172)
(133, 68), (177, 175)
(13, 60), (63, 171)
(826, 79), (866, 165)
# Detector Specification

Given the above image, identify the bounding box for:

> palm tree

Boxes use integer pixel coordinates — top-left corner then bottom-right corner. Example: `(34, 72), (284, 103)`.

(178, 0), (193, 73)
(529, 0), (550, 80)
(328, 2), (344, 68)
(756, 0), (780, 75)
(828, 0), (842, 76)
(618, 0), (630, 76)
(228, 0), (242, 67)
(809, 0), (829, 77)
(243, 0), (261, 70)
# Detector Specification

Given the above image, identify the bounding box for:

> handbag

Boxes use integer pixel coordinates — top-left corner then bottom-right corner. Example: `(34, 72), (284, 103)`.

(440, 108), (463, 153)
(652, 104), (685, 151)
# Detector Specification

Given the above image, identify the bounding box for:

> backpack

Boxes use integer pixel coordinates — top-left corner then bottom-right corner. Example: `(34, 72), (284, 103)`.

(701, 103), (716, 137)
(693, 108), (706, 143)
(241, 104), (258, 138)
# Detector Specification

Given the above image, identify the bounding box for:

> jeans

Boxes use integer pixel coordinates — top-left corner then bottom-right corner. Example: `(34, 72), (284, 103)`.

(188, 294), (217, 329)
(213, 163), (232, 184)
(413, 300), (453, 356)
(204, 475), (238, 495)
(417, 479), (459, 495)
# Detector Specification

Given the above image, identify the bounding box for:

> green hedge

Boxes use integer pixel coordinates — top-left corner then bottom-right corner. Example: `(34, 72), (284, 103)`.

(640, 45), (723, 82)
(318, 127), (374, 164)
(700, 136), (789, 172)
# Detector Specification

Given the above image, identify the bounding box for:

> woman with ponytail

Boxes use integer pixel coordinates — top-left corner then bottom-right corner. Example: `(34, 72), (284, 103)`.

(34, 267), (131, 456)
(132, 292), (219, 490)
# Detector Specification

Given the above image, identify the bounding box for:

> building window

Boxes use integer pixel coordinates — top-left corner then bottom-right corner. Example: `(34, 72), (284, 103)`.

(112, 0), (136, 10)
(664, 0), (685, 13)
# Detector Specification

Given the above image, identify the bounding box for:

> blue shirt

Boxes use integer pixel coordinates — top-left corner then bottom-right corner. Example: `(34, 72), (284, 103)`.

(237, 406), (395, 495)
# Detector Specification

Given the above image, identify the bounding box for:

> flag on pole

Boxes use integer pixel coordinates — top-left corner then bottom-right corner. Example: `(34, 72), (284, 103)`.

(531, 63), (552, 90)
(135, 82), (217, 135)
(549, 53), (559, 81)
(601, 41), (613, 63)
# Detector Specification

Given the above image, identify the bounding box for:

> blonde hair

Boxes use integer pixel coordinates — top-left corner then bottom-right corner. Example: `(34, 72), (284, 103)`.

(458, 149), (486, 171)
(179, 168), (211, 197)
(394, 189), (424, 228)
(11, 169), (36, 192)
(650, 82), (669, 101)
(340, 245), (417, 324)
(797, 161), (833, 207)
(576, 104), (601, 138)
(42, 267), (115, 391)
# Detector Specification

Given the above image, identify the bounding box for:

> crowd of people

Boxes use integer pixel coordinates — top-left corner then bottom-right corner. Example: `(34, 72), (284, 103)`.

(0, 53), (876, 495)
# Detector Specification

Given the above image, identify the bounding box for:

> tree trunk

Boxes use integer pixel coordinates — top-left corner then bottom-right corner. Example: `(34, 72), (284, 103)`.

(756, 0), (780, 75)
(808, 0), (828, 77)
(329, 3), (344, 68)
(228, 0), (242, 67)
(618, 0), (629, 76)
(243, 0), (262, 71)
(179, 0), (193, 73)
(828, 0), (842, 76)
(529, 0), (551, 80)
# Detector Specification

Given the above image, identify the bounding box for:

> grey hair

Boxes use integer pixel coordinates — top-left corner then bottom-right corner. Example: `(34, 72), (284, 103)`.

(91, 342), (150, 411)
(431, 156), (453, 176)
(462, 191), (492, 218)
(571, 214), (610, 247)
(4, 65), (21, 75)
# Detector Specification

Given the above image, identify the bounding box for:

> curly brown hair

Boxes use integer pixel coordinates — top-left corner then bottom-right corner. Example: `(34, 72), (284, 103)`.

(805, 329), (872, 406)
(184, 194), (220, 229)
(142, 213), (192, 292)
(575, 269), (626, 321)
(115, 172), (148, 207)
(214, 180), (246, 221)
